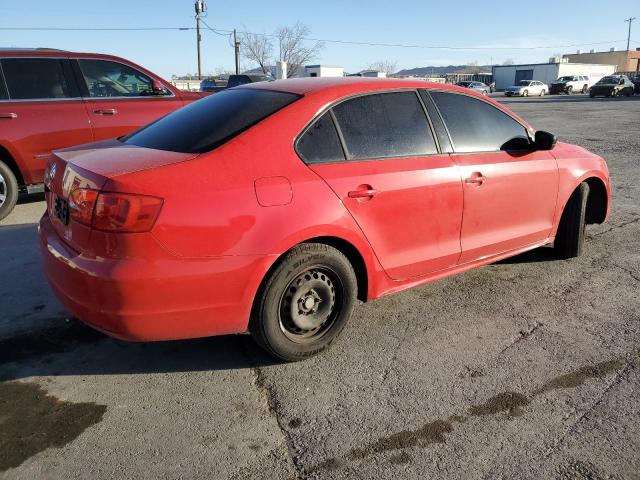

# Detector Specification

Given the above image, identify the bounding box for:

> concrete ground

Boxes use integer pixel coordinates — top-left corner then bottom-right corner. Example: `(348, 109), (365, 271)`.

(1, 94), (639, 480)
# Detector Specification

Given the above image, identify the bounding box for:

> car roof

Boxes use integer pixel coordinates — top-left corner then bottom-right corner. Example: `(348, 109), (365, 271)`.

(241, 76), (469, 96)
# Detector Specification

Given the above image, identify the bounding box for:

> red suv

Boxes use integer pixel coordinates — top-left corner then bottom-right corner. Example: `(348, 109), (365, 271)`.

(0, 48), (204, 220)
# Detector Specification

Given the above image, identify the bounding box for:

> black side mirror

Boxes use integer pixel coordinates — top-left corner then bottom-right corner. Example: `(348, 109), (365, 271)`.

(501, 136), (533, 152)
(151, 80), (166, 95)
(534, 130), (557, 151)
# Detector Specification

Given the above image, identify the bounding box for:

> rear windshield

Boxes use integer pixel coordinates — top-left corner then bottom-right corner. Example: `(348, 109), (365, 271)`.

(123, 88), (300, 153)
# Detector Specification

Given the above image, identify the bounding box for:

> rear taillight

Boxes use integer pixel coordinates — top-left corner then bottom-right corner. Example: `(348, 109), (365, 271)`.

(68, 188), (163, 233)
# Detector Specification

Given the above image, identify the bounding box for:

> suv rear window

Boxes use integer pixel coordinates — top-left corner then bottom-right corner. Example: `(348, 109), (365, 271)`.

(124, 88), (300, 153)
(1, 58), (76, 100)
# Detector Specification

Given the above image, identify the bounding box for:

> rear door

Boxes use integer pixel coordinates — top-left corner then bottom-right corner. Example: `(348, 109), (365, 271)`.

(0, 57), (93, 184)
(302, 90), (463, 280)
(74, 58), (184, 141)
(429, 90), (558, 264)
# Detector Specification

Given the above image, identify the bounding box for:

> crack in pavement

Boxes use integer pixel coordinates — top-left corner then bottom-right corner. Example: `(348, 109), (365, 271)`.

(610, 263), (640, 283)
(498, 321), (543, 356)
(588, 217), (640, 238)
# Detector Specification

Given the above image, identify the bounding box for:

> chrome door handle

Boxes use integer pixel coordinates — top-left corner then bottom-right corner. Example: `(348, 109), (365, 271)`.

(0, 112), (17, 119)
(93, 108), (118, 115)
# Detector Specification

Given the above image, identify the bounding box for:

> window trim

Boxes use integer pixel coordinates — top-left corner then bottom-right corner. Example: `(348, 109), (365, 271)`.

(75, 57), (176, 100)
(0, 62), (8, 101)
(427, 89), (534, 154)
(294, 88), (445, 165)
(0, 56), (83, 103)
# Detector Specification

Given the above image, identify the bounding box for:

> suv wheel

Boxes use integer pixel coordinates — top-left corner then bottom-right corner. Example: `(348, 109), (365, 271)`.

(566, 86), (573, 95)
(582, 85), (588, 94)
(0, 160), (19, 221)
(250, 243), (357, 361)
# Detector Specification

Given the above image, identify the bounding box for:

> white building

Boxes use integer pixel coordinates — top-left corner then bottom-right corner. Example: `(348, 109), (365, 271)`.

(304, 65), (344, 78)
(492, 59), (616, 90)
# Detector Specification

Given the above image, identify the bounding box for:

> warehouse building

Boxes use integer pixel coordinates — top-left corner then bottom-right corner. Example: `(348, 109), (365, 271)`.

(563, 48), (640, 73)
(492, 58), (616, 90)
(304, 65), (344, 77)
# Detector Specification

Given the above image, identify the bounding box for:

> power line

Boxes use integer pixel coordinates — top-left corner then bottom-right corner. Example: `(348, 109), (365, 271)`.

(0, 26), (633, 51)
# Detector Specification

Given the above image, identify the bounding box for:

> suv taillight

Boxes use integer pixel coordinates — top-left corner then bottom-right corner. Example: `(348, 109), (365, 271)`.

(68, 188), (163, 233)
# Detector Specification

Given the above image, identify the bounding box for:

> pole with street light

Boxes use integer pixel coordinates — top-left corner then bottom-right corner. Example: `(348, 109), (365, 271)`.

(625, 17), (635, 52)
(195, 0), (207, 79)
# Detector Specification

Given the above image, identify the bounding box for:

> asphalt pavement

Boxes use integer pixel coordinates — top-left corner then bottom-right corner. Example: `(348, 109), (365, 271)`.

(1, 93), (639, 479)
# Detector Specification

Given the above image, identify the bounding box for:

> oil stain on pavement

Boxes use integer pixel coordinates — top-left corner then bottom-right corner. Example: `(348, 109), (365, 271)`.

(0, 381), (106, 472)
(305, 356), (633, 475)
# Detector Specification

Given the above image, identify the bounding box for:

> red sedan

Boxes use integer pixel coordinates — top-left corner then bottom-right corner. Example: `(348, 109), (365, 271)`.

(39, 78), (610, 361)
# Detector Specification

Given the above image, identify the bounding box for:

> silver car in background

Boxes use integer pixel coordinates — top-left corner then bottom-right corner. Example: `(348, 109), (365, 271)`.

(504, 80), (548, 97)
(456, 81), (491, 96)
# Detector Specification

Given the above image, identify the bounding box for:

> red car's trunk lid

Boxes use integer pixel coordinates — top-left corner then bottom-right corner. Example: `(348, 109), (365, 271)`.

(45, 140), (196, 254)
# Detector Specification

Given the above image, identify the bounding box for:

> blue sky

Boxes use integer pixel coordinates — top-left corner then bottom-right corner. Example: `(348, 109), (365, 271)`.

(1, 1), (637, 79)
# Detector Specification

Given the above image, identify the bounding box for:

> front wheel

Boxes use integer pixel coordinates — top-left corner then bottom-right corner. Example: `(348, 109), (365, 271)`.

(0, 160), (19, 222)
(566, 86), (573, 95)
(250, 243), (357, 361)
(523, 90), (529, 97)
(554, 182), (589, 258)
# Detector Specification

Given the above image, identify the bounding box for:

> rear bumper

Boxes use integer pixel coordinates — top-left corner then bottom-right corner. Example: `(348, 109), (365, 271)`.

(39, 214), (272, 341)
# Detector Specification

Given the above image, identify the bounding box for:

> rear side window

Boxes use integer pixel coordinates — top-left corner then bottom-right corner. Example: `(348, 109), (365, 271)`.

(332, 91), (437, 160)
(431, 91), (528, 153)
(1, 58), (75, 100)
(296, 112), (345, 164)
(124, 88), (300, 153)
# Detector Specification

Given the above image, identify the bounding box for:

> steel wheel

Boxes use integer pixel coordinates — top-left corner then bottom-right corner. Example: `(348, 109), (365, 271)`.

(278, 266), (341, 343)
(0, 172), (6, 208)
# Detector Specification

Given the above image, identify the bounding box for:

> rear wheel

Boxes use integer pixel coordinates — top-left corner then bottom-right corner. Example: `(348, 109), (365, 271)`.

(566, 86), (573, 95)
(523, 89), (529, 97)
(250, 243), (357, 361)
(554, 182), (589, 258)
(0, 160), (19, 222)
(540, 89), (546, 96)
(582, 85), (588, 94)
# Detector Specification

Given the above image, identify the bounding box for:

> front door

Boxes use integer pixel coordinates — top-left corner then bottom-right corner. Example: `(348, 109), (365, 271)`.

(430, 90), (558, 263)
(74, 58), (184, 141)
(301, 91), (463, 280)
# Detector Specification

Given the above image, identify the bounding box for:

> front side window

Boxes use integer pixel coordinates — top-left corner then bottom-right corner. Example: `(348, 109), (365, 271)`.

(296, 112), (345, 164)
(78, 59), (166, 98)
(331, 91), (438, 160)
(124, 88), (300, 153)
(431, 91), (528, 153)
(1, 58), (74, 100)
(0, 67), (7, 100)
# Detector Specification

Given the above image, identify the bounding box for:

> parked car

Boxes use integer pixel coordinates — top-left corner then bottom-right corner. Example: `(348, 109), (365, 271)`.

(227, 74), (272, 88)
(40, 78), (610, 361)
(589, 75), (635, 98)
(456, 81), (490, 95)
(0, 48), (206, 220)
(200, 78), (227, 93)
(504, 80), (548, 97)
(629, 75), (640, 94)
(549, 75), (590, 95)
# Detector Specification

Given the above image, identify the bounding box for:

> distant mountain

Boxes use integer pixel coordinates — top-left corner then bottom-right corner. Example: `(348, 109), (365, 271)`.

(395, 65), (493, 76)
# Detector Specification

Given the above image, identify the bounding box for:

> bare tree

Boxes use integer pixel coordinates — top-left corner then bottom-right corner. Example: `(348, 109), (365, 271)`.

(275, 22), (323, 77)
(238, 29), (273, 75)
(367, 60), (398, 76)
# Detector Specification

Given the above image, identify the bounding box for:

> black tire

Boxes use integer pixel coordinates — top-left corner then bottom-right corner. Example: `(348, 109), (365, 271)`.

(250, 243), (357, 361)
(582, 85), (588, 94)
(523, 89), (529, 97)
(554, 182), (589, 258)
(566, 86), (573, 95)
(540, 89), (546, 96)
(0, 160), (19, 222)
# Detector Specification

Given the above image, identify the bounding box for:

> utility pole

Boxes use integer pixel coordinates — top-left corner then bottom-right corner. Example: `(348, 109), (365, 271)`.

(194, 0), (207, 79)
(233, 29), (240, 75)
(625, 17), (636, 52)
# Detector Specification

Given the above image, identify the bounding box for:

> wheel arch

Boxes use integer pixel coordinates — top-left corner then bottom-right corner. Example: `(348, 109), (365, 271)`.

(583, 176), (608, 224)
(0, 144), (25, 186)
